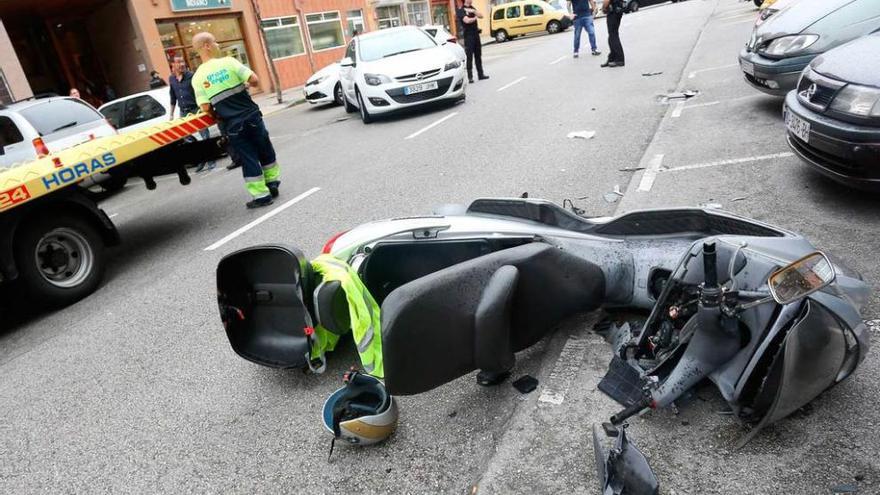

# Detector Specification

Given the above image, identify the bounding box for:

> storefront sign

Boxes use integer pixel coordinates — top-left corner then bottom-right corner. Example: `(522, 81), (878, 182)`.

(170, 0), (232, 12)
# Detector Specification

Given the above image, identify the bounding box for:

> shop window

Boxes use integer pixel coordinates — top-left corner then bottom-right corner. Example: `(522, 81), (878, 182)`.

(261, 17), (306, 60)
(524, 4), (544, 16)
(158, 17), (249, 72)
(376, 6), (402, 29)
(407, 1), (430, 27)
(306, 11), (345, 51)
(347, 9), (365, 36)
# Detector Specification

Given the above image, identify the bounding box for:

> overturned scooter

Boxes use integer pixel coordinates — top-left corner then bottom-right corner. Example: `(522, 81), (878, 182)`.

(215, 197), (870, 437)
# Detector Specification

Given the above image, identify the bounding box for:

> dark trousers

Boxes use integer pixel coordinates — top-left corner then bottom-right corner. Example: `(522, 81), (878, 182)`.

(606, 11), (625, 64)
(464, 34), (484, 79)
(226, 114), (279, 198)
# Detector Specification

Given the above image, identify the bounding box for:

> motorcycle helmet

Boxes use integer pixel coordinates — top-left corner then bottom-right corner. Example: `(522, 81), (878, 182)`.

(322, 371), (398, 447)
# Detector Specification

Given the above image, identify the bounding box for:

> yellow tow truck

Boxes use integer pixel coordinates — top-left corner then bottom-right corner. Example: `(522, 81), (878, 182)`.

(0, 113), (219, 307)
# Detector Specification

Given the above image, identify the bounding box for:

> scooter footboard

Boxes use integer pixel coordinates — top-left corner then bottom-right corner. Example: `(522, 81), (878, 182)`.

(380, 243), (605, 395)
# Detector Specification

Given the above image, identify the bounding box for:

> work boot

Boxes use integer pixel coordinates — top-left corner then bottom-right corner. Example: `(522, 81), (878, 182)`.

(476, 369), (511, 387)
(267, 181), (280, 199)
(246, 196), (273, 209)
(478, 74), (490, 80)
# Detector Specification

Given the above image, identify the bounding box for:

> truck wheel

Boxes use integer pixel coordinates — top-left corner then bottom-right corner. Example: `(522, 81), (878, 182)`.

(14, 214), (106, 307)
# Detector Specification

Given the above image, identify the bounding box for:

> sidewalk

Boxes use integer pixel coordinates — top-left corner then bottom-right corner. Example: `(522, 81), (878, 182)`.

(255, 85), (306, 117)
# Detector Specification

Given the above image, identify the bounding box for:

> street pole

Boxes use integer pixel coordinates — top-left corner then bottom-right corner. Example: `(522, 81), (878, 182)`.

(249, 0), (284, 104)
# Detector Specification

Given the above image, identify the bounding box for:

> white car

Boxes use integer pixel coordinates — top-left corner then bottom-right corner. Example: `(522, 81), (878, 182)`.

(422, 25), (466, 64)
(304, 62), (344, 106)
(98, 88), (219, 138)
(340, 26), (467, 124)
(0, 96), (116, 168)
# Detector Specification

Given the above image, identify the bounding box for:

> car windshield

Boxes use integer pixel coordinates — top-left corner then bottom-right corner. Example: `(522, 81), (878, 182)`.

(18, 99), (103, 137)
(359, 29), (437, 62)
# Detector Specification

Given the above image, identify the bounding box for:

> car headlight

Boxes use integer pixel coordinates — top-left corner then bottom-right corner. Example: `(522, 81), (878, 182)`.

(829, 84), (880, 118)
(364, 73), (392, 86)
(758, 34), (819, 57)
(444, 60), (461, 71)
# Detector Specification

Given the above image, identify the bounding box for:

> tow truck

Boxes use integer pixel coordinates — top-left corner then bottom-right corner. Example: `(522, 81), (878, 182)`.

(0, 113), (220, 307)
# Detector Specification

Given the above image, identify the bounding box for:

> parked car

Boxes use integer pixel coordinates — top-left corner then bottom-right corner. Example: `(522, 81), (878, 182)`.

(623, 0), (683, 14)
(339, 26), (467, 124)
(754, 0), (798, 28)
(422, 25), (466, 64)
(304, 62), (344, 106)
(783, 33), (880, 191)
(98, 88), (219, 138)
(489, 0), (572, 43)
(739, 0), (880, 96)
(0, 96), (116, 168)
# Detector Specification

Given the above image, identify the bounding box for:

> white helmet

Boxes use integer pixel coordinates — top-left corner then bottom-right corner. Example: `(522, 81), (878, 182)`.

(322, 371), (398, 447)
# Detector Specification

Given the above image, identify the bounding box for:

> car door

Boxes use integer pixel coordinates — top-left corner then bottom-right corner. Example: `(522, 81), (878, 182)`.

(522, 3), (546, 34)
(0, 115), (34, 167)
(340, 40), (358, 103)
(506, 4), (526, 35)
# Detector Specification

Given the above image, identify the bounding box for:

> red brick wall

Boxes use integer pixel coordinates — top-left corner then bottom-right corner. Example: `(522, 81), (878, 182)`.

(257, 0), (370, 89)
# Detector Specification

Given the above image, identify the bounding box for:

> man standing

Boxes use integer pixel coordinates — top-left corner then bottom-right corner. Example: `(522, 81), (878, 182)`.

(191, 32), (280, 209)
(169, 55), (213, 173)
(570, 0), (600, 58)
(601, 0), (625, 67)
(456, 0), (489, 84)
(149, 70), (167, 89)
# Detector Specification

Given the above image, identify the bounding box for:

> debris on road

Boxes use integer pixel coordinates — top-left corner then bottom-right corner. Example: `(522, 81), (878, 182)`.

(448, 410), (458, 418)
(731, 196), (748, 202)
(619, 166), (646, 172)
(700, 202), (723, 209)
(642, 71), (663, 77)
(831, 484), (858, 494)
(512, 375), (539, 394)
(567, 130), (596, 140)
(658, 90), (700, 104)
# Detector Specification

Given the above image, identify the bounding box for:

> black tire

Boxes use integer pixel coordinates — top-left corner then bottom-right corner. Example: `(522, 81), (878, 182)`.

(495, 29), (508, 43)
(753, 0), (762, 6)
(547, 20), (561, 34)
(334, 82), (345, 106)
(14, 214), (106, 307)
(356, 90), (373, 124)
(628, 1), (639, 12)
(343, 89), (356, 113)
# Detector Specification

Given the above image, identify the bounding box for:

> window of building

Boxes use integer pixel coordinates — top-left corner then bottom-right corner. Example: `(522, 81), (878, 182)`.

(407, 0), (430, 26)
(306, 12), (345, 51)
(0, 70), (13, 105)
(376, 6), (402, 29)
(524, 4), (544, 15)
(157, 17), (249, 71)
(346, 9), (365, 36)
(261, 16), (306, 60)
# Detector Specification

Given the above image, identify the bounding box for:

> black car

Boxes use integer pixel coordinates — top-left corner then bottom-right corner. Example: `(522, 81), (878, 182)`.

(784, 33), (880, 190)
(623, 0), (683, 13)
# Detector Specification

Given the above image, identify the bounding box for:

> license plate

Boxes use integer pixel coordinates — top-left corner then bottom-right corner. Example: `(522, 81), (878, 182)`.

(741, 60), (755, 76)
(404, 81), (439, 95)
(784, 107), (810, 143)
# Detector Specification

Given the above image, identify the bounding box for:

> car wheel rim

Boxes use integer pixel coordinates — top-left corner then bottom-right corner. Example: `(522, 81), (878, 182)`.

(549, 24), (559, 33)
(336, 85), (343, 104)
(34, 227), (93, 288)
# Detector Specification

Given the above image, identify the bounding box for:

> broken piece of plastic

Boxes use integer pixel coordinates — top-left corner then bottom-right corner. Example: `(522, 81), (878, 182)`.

(593, 423), (659, 495)
(512, 375), (539, 394)
(567, 130), (597, 140)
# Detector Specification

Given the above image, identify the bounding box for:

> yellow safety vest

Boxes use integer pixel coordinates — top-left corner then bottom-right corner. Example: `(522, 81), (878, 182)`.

(310, 255), (384, 378)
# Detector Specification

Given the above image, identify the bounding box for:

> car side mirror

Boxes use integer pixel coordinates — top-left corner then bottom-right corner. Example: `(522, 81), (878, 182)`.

(768, 252), (835, 305)
(340, 57), (354, 67)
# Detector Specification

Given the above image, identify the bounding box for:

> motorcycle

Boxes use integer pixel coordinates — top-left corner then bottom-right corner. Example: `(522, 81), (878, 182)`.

(217, 197), (870, 441)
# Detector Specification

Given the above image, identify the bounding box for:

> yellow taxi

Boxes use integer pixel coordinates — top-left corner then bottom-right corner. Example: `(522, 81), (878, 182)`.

(489, 0), (572, 43)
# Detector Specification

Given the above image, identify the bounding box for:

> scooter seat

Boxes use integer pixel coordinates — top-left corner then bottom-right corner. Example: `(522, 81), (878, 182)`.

(380, 242), (605, 395)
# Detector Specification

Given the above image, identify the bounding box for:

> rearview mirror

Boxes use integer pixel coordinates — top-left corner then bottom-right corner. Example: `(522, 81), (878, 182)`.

(768, 252), (835, 305)
(340, 57), (354, 67)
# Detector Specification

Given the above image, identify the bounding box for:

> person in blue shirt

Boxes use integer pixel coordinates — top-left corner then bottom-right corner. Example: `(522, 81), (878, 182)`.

(570, 0), (600, 58)
(169, 55), (214, 172)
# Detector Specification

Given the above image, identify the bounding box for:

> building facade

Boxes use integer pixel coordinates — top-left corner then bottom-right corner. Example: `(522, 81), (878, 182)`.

(0, 0), (374, 106)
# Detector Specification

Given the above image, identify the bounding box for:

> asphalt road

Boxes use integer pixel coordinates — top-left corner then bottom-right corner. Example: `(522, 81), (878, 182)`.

(2, 0), (879, 493)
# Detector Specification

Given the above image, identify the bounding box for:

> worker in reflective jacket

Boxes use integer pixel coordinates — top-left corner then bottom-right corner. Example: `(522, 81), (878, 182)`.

(192, 31), (281, 209)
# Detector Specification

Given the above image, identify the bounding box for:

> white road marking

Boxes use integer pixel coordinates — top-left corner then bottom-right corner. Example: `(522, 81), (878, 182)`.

(497, 76), (527, 92)
(671, 101), (686, 118)
(637, 154), (664, 192)
(405, 112), (459, 140)
(662, 152), (795, 173)
(672, 100), (721, 117)
(538, 337), (591, 405)
(550, 55), (567, 65)
(204, 187), (321, 251)
(688, 63), (738, 78)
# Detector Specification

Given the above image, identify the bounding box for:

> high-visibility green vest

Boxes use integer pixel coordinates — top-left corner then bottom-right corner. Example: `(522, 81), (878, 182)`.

(310, 255), (384, 378)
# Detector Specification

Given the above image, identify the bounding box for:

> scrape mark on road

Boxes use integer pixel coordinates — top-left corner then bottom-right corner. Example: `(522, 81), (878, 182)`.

(538, 337), (591, 405)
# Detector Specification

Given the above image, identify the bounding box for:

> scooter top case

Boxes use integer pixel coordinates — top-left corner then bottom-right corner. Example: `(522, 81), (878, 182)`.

(217, 244), (315, 369)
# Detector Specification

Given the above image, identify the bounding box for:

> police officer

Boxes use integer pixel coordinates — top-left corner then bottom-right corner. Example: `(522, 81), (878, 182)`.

(601, 0), (625, 68)
(191, 32), (280, 209)
(456, 0), (489, 84)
